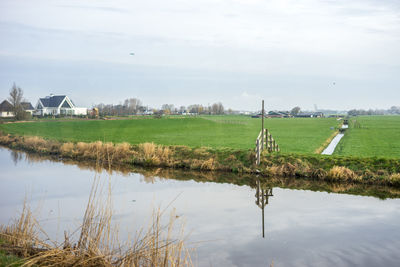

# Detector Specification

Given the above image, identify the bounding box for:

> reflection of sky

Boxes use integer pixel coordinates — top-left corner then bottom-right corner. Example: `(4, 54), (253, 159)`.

(1, 147), (400, 266)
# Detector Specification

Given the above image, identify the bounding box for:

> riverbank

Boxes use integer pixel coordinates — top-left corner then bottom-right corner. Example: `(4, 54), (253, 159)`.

(1, 132), (399, 188)
(0, 177), (192, 267)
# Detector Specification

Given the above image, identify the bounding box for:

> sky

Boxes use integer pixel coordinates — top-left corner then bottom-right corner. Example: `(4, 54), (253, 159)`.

(0, 0), (399, 111)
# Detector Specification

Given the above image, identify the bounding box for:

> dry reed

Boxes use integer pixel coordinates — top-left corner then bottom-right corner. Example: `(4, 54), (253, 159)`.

(0, 176), (193, 267)
(389, 173), (400, 186)
(200, 158), (215, 170)
(327, 166), (358, 181)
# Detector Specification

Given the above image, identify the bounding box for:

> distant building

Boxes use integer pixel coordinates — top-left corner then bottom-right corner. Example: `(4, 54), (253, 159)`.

(21, 102), (35, 114)
(295, 112), (324, 118)
(266, 111), (291, 118)
(0, 100), (35, 117)
(34, 94), (87, 116)
(0, 100), (14, 118)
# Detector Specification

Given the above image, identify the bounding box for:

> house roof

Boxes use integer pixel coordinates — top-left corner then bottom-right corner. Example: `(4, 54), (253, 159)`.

(39, 95), (67, 108)
(21, 102), (34, 110)
(0, 100), (13, 112)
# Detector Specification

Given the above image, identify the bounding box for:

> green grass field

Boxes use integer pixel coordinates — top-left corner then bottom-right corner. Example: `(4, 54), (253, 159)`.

(334, 116), (400, 158)
(0, 116), (340, 153)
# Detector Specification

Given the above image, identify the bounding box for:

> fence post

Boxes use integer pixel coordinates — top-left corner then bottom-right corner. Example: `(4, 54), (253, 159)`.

(256, 138), (260, 165)
(261, 100), (264, 151)
(269, 134), (273, 152)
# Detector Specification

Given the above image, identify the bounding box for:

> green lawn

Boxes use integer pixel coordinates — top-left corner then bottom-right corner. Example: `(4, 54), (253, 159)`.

(0, 116), (339, 153)
(334, 116), (400, 158)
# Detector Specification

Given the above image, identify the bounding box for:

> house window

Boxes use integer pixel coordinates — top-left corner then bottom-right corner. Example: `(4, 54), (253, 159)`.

(61, 101), (72, 108)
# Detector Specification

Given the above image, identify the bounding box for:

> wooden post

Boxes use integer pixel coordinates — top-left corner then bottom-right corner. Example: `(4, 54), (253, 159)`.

(269, 135), (273, 152)
(265, 129), (269, 149)
(261, 100), (264, 151)
(262, 198), (265, 238)
(256, 138), (260, 165)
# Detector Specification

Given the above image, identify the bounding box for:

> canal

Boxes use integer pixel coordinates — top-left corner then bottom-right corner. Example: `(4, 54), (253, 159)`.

(1, 147), (400, 266)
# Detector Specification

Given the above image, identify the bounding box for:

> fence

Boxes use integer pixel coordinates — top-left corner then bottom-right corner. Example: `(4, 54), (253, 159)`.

(255, 128), (279, 165)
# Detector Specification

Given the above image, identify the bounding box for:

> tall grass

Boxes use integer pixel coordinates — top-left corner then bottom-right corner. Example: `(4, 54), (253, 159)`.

(0, 175), (193, 266)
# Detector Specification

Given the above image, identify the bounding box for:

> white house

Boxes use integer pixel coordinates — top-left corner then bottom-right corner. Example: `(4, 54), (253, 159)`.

(21, 102), (35, 115)
(34, 94), (87, 116)
(0, 100), (14, 118)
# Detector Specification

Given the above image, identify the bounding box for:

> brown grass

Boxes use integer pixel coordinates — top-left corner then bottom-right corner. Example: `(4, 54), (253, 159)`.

(389, 173), (400, 186)
(23, 136), (48, 151)
(200, 158), (215, 170)
(140, 143), (156, 159)
(60, 142), (75, 156)
(0, 177), (193, 267)
(327, 166), (359, 181)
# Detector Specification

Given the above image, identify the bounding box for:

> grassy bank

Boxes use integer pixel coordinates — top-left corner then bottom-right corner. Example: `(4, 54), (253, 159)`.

(0, 116), (340, 153)
(7, 148), (400, 199)
(1, 132), (400, 188)
(335, 116), (400, 157)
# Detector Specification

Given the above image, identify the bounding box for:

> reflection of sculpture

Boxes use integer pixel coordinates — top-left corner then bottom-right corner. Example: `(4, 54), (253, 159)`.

(255, 180), (273, 238)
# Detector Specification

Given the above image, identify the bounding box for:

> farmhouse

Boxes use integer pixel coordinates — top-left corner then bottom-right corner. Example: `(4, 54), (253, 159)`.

(295, 112), (324, 118)
(267, 111), (291, 118)
(21, 102), (35, 114)
(34, 94), (87, 116)
(0, 100), (14, 118)
(0, 100), (35, 117)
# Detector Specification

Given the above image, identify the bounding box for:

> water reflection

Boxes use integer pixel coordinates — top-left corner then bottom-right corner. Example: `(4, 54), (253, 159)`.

(10, 150), (23, 165)
(2, 147), (400, 266)
(255, 180), (273, 238)
(4, 146), (400, 200)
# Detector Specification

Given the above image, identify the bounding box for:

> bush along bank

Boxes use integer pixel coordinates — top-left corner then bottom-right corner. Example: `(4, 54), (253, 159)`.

(0, 132), (400, 188)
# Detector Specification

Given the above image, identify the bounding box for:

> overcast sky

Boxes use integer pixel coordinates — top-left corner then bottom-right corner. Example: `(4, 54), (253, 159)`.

(0, 0), (399, 111)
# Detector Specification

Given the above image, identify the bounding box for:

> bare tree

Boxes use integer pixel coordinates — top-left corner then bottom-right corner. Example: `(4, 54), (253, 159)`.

(161, 104), (174, 115)
(290, 106), (301, 116)
(124, 98), (142, 114)
(8, 83), (26, 120)
(211, 102), (224, 115)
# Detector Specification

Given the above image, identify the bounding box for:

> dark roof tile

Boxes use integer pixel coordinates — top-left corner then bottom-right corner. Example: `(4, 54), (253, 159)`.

(0, 100), (13, 112)
(21, 102), (34, 110)
(39, 95), (67, 107)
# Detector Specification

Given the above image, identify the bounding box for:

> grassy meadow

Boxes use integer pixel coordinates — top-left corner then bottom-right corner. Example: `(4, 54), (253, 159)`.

(0, 116), (340, 153)
(334, 116), (400, 158)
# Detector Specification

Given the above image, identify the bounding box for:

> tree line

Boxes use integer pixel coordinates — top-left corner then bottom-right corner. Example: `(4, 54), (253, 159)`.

(94, 99), (225, 116)
(348, 106), (400, 116)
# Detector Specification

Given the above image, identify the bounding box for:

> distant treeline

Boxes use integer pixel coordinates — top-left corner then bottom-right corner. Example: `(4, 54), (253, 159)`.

(348, 106), (400, 116)
(93, 98), (226, 116)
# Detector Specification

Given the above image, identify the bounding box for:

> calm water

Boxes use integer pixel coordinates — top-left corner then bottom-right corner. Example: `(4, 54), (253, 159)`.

(1, 147), (400, 266)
